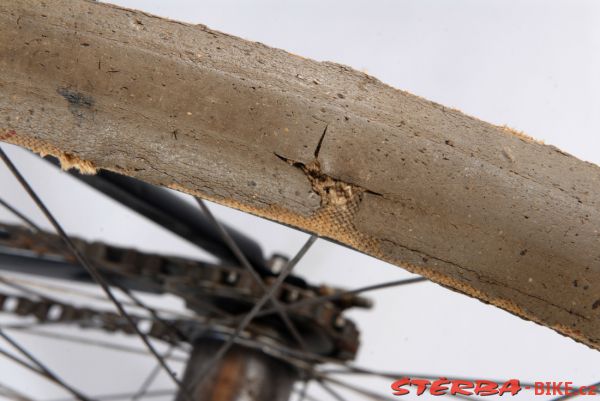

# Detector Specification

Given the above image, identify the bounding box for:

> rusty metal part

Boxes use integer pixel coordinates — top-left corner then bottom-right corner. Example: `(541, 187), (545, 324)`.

(0, 287), (355, 379)
(177, 339), (298, 401)
(0, 290), (162, 338)
(0, 222), (366, 360)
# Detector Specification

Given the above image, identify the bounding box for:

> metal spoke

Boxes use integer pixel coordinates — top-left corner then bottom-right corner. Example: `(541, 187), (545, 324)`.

(0, 329), (90, 401)
(0, 275), (55, 302)
(194, 322), (548, 400)
(131, 346), (176, 401)
(0, 197), (42, 232)
(549, 381), (600, 401)
(0, 345), (44, 374)
(0, 147), (190, 400)
(0, 275), (197, 322)
(0, 382), (37, 401)
(317, 380), (347, 401)
(296, 379), (310, 401)
(291, 388), (321, 401)
(0, 275), (155, 344)
(147, 314), (512, 401)
(0, 149), (553, 401)
(0, 274), (121, 306)
(5, 327), (188, 362)
(114, 285), (186, 342)
(0, 321), (77, 331)
(184, 233), (317, 393)
(0, 193), (200, 335)
(195, 197), (310, 350)
(1, 194), (230, 333)
(45, 389), (176, 401)
(200, 316), (543, 396)
(0, 345), (89, 401)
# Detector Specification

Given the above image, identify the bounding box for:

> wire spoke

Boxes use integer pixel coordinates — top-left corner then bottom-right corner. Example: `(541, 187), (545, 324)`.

(44, 389), (176, 401)
(0, 147), (190, 400)
(184, 233), (317, 393)
(195, 197), (311, 350)
(0, 275), (55, 302)
(0, 381), (37, 401)
(0, 197), (42, 231)
(113, 284), (186, 342)
(0, 321), (78, 331)
(0, 275), (163, 344)
(295, 379), (310, 401)
(1, 195), (231, 326)
(0, 192), (199, 336)
(0, 212), (452, 397)
(549, 381), (600, 401)
(0, 329), (90, 401)
(1, 150), (565, 401)
(291, 388), (321, 401)
(4, 327), (188, 362)
(0, 274), (197, 322)
(317, 380), (347, 401)
(193, 321), (549, 400)
(0, 345), (89, 401)
(201, 315), (544, 396)
(131, 346), (176, 401)
(0, 345), (44, 375)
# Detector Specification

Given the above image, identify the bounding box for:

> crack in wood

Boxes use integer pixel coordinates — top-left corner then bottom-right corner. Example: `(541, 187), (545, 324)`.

(274, 151), (381, 210)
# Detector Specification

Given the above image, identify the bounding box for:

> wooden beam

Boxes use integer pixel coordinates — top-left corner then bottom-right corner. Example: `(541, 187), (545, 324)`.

(1, 0), (599, 349)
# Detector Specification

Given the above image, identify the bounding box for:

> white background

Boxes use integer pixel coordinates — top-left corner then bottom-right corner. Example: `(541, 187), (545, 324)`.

(1, 1), (599, 400)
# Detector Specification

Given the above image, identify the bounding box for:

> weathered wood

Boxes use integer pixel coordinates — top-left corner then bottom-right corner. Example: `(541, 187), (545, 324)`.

(1, 0), (599, 349)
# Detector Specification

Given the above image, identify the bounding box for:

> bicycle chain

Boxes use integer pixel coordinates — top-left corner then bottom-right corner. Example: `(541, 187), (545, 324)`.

(0, 223), (369, 360)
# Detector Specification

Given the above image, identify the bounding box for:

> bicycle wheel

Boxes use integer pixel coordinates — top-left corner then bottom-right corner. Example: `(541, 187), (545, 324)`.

(0, 0), (599, 400)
